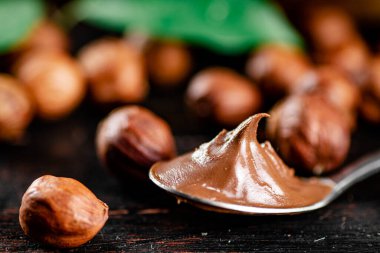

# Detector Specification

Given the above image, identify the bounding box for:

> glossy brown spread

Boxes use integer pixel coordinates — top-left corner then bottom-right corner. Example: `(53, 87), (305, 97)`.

(151, 114), (332, 208)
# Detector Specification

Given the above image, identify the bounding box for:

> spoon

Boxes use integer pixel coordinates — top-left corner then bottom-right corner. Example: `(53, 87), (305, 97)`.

(149, 150), (380, 215)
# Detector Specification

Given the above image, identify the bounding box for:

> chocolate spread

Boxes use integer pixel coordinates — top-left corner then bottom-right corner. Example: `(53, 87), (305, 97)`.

(150, 113), (332, 208)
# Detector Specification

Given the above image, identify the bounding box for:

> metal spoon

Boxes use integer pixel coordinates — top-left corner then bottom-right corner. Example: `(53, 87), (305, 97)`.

(149, 150), (380, 215)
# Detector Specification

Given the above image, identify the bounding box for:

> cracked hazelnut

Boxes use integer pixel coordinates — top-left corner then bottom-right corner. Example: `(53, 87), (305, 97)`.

(186, 67), (262, 126)
(246, 44), (314, 98)
(266, 95), (350, 174)
(79, 38), (148, 103)
(96, 106), (176, 180)
(0, 74), (34, 141)
(146, 41), (192, 86)
(19, 175), (109, 248)
(14, 50), (85, 120)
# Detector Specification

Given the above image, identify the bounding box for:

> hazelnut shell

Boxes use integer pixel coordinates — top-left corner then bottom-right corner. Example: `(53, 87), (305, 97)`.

(267, 95), (350, 174)
(96, 106), (176, 180)
(19, 175), (109, 248)
(186, 67), (262, 126)
(0, 74), (34, 141)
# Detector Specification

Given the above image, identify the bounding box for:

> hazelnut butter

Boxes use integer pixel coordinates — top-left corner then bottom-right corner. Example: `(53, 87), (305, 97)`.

(150, 113), (332, 208)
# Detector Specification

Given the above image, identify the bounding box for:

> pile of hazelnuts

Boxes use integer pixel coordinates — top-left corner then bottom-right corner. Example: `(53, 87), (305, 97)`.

(97, 6), (380, 177)
(5, 4), (380, 249)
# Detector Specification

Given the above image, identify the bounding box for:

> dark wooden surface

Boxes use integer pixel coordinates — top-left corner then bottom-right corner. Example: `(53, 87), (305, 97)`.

(1, 23), (380, 253)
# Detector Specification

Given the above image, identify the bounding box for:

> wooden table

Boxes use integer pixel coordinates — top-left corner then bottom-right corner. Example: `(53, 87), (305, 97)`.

(1, 24), (380, 253)
(1, 89), (380, 252)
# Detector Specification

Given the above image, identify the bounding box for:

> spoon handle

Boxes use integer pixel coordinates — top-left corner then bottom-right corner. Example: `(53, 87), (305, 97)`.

(328, 150), (380, 194)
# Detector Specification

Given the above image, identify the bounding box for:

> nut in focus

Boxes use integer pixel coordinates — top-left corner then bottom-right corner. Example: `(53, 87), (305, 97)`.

(19, 175), (109, 248)
(96, 105), (176, 180)
(266, 94), (350, 174)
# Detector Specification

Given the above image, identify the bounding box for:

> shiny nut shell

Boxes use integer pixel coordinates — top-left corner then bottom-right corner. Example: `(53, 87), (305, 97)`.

(96, 106), (176, 179)
(19, 175), (108, 248)
(267, 95), (350, 174)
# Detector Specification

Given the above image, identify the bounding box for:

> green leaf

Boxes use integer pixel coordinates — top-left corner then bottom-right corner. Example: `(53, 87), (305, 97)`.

(0, 0), (44, 53)
(70, 0), (303, 54)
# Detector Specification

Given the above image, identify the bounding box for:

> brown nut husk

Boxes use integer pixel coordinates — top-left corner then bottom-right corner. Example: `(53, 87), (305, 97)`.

(78, 38), (148, 103)
(146, 41), (192, 86)
(0, 74), (34, 141)
(19, 175), (109, 248)
(246, 44), (314, 98)
(14, 50), (85, 120)
(96, 106), (176, 180)
(267, 95), (350, 174)
(186, 67), (262, 126)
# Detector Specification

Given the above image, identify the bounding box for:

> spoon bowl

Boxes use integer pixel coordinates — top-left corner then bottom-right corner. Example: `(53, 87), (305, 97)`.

(149, 150), (380, 215)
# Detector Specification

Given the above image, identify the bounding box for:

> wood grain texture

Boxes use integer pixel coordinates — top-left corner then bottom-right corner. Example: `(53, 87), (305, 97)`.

(1, 22), (380, 252)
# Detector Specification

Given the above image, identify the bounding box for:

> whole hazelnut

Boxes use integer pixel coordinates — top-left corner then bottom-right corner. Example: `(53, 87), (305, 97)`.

(0, 74), (34, 141)
(14, 50), (85, 120)
(246, 44), (313, 98)
(297, 66), (361, 130)
(305, 6), (357, 52)
(186, 67), (262, 126)
(266, 95), (350, 174)
(19, 175), (109, 248)
(319, 40), (370, 86)
(78, 38), (148, 103)
(146, 41), (192, 86)
(19, 20), (69, 52)
(96, 106), (176, 180)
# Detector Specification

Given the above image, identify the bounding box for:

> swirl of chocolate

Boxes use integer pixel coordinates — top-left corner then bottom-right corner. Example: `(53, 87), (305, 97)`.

(151, 114), (332, 208)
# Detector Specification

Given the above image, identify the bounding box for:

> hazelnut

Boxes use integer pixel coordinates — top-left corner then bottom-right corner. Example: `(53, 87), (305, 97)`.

(78, 38), (148, 103)
(146, 41), (192, 86)
(305, 6), (357, 52)
(266, 95), (350, 174)
(96, 106), (176, 180)
(14, 50), (85, 120)
(297, 66), (361, 130)
(246, 44), (313, 98)
(359, 57), (380, 124)
(19, 175), (109, 248)
(19, 20), (69, 52)
(318, 40), (370, 86)
(186, 67), (262, 126)
(0, 74), (34, 141)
